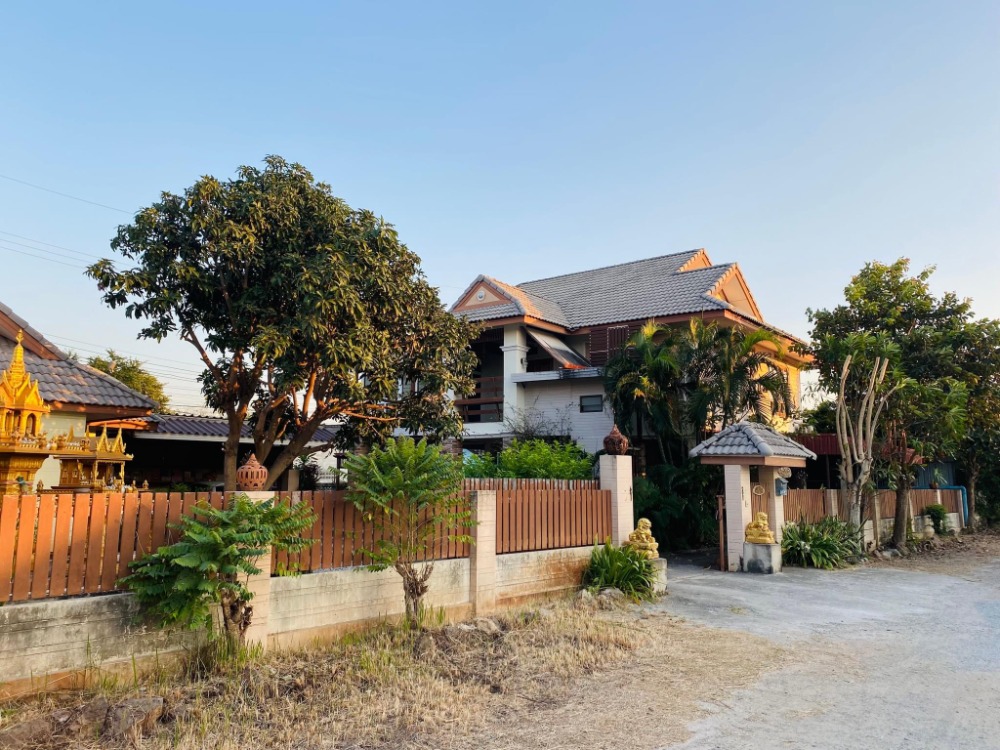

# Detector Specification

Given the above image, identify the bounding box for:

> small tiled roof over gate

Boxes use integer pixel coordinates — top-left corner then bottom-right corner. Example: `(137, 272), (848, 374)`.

(689, 422), (817, 461)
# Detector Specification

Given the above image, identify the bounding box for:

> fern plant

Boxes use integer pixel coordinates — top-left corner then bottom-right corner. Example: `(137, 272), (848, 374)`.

(781, 517), (863, 570)
(581, 541), (657, 600)
(120, 495), (314, 646)
(346, 437), (470, 625)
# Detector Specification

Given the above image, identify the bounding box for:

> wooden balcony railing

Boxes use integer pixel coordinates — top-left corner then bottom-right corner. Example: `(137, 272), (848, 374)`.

(455, 376), (503, 423)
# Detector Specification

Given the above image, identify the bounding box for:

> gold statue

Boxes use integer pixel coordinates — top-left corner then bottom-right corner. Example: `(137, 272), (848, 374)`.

(625, 518), (659, 559)
(745, 512), (776, 545)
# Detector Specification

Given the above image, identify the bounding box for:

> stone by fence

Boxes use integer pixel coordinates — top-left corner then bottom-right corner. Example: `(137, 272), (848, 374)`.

(0, 457), (634, 695)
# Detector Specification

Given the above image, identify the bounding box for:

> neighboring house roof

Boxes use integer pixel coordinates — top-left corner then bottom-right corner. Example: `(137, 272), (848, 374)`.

(92, 413), (340, 444)
(0, 332), (156, 411)
(450, 249), (770, 330)
(689, 422), (818, 461)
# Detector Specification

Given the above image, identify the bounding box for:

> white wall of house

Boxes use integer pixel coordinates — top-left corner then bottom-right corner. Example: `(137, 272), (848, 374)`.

(520, 378), (613, 453)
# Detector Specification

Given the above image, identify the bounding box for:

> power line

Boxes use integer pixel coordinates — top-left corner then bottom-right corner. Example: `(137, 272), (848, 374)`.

(46, 334), (205, 374)
(0, 237), (98, 264)
(0, 242), (85, 269)
(0, 173), (130, 214)
(0, 230), (105, 260)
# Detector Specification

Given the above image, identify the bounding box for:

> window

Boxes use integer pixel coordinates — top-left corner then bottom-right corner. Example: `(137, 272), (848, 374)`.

(579, 395), (603, 413)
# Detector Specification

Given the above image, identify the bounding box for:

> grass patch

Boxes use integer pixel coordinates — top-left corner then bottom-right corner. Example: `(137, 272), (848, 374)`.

(1, 603), (648, 749)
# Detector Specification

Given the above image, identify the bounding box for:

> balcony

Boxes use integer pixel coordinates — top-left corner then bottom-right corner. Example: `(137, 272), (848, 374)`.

(456, 376), (503, 423)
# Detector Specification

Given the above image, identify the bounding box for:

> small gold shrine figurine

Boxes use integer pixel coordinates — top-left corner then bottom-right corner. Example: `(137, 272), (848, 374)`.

(625, 518), (659, 559)
(745, 512), (776, 545)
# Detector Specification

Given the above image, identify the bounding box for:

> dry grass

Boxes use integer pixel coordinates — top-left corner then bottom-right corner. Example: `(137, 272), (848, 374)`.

(1, 600), (786, 749)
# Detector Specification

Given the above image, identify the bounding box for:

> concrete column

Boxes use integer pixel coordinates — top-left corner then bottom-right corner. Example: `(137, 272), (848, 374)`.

(500, 324), (528, 427)
(759, 467), (785, 544)
(239, 490), (273, 651)
(599, 454), (634, 545)
(469, 489), (497, 614)
(724, 465), (752, 572)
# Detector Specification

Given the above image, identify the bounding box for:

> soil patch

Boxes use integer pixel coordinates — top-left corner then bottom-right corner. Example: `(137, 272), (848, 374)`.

(869, 529), (1000, 577)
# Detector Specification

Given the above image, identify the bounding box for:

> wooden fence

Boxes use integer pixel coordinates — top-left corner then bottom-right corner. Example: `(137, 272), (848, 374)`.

(1, 481), (611, 605)
(0, 491), (225, 606)
(271, 491), (470, 574)
(774, 488), (963, 525)
(494, 484), (612, 554)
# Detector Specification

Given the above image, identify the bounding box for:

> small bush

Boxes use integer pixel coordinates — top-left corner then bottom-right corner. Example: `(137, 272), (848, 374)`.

(463, 439), (594, 480)
(581, 541), (656, 600)
(781, 517), (863, 570)
(922, 503), (948, 535)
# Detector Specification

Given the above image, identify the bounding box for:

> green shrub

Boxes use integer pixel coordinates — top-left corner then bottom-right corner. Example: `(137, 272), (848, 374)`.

(346, 437), (470, 625)
(581, 541), (657, 600)
(633, 463), (720, 551)
(922, 503), (948, 535)
(781, 517), (863, 570)
(121, 494), (314, 646)
(463, 439), (594, 480)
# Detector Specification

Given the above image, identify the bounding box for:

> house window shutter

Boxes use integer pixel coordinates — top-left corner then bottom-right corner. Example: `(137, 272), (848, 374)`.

(589, 328), (609, 366)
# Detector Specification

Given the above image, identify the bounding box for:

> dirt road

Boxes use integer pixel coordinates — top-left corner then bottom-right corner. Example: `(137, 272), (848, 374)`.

(660, 547), (1000, 749)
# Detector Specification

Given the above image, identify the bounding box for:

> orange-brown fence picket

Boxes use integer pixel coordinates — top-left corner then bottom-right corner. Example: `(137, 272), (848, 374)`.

(783, 489), (828, 524)
(0, 491), (223, 605)
(493, 484), (612, 554)
(270, 490), (471, 574)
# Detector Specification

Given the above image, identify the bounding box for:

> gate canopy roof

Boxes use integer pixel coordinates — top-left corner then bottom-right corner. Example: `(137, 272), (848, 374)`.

(689, 422), (817, 467)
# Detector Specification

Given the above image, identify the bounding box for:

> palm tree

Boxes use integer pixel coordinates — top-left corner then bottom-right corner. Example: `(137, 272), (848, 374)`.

(604, 320), (794, 463)
(698, 324), (793, 429)
(604, 322), (682, 463)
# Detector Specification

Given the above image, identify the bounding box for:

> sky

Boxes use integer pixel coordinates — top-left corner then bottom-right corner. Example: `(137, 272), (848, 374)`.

(1, 1), (997, 412)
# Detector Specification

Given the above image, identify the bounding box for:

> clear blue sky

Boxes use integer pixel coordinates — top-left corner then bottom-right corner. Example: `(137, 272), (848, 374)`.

(1, 1), (997, 411)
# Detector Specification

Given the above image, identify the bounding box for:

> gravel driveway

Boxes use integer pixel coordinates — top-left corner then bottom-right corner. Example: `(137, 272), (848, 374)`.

(655, 553), (1000, 750)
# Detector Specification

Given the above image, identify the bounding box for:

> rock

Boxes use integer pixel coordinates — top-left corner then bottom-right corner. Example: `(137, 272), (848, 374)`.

(61, 696), (110, 737)
(0, 717), (53, 749)
(103, 697), (164, 738)
(443, 623), (477, 639)
(597, 588), (627, 609)
(163, 701), (197, 723)
(574, 589), (595, 609)
(413, 631), (438, 660)
(473, 617), (501, 636)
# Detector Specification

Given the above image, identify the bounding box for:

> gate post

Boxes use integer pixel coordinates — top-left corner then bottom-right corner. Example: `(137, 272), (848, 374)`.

(469, 489), (497, 614)
(599, 454), (634, 545)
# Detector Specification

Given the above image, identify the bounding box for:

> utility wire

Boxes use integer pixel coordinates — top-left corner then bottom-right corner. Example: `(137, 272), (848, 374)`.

(0, 173), (130, 214)
(0, 237), (98, 264)
(0, 229), (105, 260)
(0, 242), (84, 269)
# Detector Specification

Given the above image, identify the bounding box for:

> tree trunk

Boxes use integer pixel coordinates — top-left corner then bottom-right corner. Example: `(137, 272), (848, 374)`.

(967, 469), (978, 529)
(892, 476), (911, 548)
(223, 427), (241, 493)
(846, 479), (863, 527)
(397, 560), (433, 628)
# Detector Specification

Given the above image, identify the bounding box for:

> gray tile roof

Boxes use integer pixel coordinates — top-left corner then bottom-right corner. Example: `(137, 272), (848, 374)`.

(0, 336), (157, 410)
(689, 422), (817, 460)
(451, 250), (736, 329)
(132, 414), (339, 444)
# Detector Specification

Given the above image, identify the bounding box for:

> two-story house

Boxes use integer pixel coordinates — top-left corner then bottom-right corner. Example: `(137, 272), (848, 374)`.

(449, 249), (809, 455)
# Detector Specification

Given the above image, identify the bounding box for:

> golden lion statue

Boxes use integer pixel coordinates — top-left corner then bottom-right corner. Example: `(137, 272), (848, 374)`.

(625, 518), (660, 559)
(745, 512), (775, 545)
